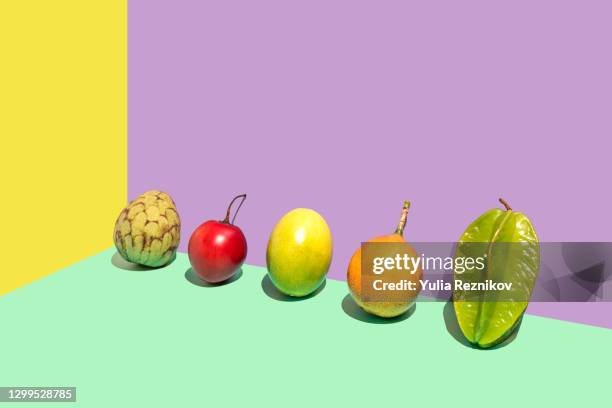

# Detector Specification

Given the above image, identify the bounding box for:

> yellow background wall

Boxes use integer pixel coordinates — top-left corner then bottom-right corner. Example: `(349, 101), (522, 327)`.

(0, 1), (127, 295)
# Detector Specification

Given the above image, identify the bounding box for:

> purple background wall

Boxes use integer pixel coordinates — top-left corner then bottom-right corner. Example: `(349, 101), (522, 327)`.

(129, 1), (612, 327)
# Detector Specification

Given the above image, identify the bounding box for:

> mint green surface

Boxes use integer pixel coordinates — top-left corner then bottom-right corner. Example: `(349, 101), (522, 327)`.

(1, 248), (610, 407)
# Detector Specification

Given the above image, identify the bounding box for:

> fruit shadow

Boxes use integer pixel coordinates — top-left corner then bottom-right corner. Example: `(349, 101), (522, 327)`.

(261, 275), (326, 302)
(184, 268), (243, 287)
(341, 294), (415, 324)
(442, 300), (521, 350)
(111, 251), (172, 272)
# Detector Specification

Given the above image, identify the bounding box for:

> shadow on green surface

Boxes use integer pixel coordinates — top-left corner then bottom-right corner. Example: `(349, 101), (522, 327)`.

(184, 268), (243, 287)
(442, 300), (522, 350)
(341, 294), (415, 324)
(261, 275), (326, 301)
(111, 251), (168, 271)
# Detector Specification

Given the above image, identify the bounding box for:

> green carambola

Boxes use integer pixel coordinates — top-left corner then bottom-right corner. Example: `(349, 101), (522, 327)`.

(453, 199), (540, 348)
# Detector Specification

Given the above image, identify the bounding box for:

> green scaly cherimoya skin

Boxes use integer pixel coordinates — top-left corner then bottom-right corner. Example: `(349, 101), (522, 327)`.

(453, 199), (539, 348)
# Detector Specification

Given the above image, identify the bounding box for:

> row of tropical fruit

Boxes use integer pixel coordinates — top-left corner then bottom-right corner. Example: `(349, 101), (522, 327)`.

(113, 191), (539, 348)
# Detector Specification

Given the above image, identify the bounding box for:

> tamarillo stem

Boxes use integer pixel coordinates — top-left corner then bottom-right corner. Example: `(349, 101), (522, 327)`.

(223, 194), (247, 224)
(395, 200), (411, 236)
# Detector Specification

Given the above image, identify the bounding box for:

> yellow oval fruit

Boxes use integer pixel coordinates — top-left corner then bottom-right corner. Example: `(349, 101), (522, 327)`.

(266, 208), (333, 297)
(113, 190), (181, 267)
